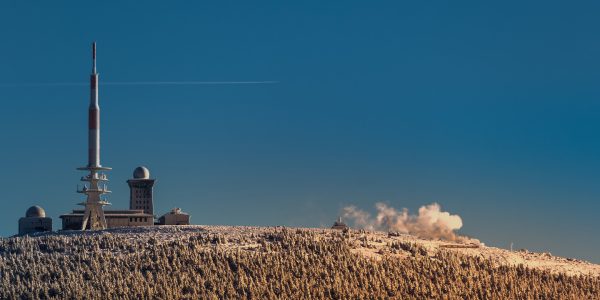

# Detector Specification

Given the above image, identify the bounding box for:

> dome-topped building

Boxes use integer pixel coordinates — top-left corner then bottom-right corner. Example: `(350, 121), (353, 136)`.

(19, 205), (52, 235)
(26, 205), (46, 218)
(133, 166), (150, 179)
(128, 166), (155, 215)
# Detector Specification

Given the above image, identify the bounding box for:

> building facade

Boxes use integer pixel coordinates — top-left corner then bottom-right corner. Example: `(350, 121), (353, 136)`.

(127, 166), (155, 215)
(158, 208), (190, 225)
(60, 209), (153, 230)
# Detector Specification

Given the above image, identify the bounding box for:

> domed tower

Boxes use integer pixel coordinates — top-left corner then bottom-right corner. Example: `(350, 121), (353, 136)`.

(19, 205), (52, 235)
(127, 166), (155, 216)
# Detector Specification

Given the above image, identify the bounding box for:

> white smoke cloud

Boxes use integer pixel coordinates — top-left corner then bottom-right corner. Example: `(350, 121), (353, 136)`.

(343, 202), (469, 242)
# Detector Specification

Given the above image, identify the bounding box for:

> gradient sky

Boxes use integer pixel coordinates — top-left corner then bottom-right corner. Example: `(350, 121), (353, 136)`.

(1, 1), (599, 262)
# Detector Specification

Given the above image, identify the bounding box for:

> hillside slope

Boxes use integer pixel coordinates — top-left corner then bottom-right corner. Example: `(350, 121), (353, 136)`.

(1, 226), (598, 299)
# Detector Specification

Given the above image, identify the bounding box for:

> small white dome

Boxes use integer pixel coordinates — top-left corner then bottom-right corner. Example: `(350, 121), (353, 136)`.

(133, 166), (150, 179)
(26, 206), (46, 218)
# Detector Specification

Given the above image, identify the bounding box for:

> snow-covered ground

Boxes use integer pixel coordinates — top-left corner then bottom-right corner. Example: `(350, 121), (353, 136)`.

(24, 225), (600, 277)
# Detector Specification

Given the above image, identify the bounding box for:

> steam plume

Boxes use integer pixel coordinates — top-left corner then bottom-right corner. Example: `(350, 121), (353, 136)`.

(343, 202), (471, 242)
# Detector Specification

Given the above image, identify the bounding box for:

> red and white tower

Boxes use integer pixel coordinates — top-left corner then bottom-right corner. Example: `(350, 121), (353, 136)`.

(77, 42), (112, 230)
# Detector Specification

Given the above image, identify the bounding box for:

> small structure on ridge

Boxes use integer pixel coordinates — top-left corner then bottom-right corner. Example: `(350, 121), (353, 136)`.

(331, 216), (348, 230)
(19, 206), (52, 235)
(158, 208), (190, 225)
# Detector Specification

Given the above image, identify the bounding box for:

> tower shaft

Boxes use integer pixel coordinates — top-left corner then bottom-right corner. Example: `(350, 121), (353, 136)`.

(89, 42), (100, 168)
(78, 42), (111, 231)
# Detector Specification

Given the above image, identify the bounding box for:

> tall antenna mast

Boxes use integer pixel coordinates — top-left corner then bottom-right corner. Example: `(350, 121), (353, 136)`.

(77, 42), (112, 230)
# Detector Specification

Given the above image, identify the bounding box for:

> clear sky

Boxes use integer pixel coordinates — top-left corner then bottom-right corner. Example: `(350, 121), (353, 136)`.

(1, 1), (599, 262)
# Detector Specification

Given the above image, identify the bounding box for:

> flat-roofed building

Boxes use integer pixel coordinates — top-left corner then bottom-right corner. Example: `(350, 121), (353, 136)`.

(158, 208), (190, 225)
(60, 209), (153, 230)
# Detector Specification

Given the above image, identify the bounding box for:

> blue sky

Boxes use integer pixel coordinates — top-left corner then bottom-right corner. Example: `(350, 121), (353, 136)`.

(1, 1), (599, 262)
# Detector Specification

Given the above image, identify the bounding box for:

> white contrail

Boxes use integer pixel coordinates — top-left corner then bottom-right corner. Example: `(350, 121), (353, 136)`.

(0, 81), (278, 87)
(104, 81), (279, 86)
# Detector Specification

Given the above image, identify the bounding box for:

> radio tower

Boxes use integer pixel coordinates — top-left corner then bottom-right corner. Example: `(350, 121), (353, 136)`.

(76, 42), (112, 230)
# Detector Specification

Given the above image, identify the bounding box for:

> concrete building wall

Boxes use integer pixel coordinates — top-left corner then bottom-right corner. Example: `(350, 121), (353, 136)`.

(127, 179), (155, 216)
(19, 217), (52, 235)
(61, 210), (153, 230)
(159, 208), (190, 225)
(61, 216), (82, 230)
(107, 216), (153, 227)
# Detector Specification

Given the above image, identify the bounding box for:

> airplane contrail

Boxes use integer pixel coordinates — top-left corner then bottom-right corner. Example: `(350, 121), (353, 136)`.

(0, 81), (278, 87)
(104, 81), (279, 86)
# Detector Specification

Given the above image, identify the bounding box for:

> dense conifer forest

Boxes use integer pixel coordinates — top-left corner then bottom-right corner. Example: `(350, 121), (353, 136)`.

(0, 227), (598, 299)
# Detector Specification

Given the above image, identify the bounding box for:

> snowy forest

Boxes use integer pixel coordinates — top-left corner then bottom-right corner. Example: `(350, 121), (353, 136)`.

(0, 227), (598, 299)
